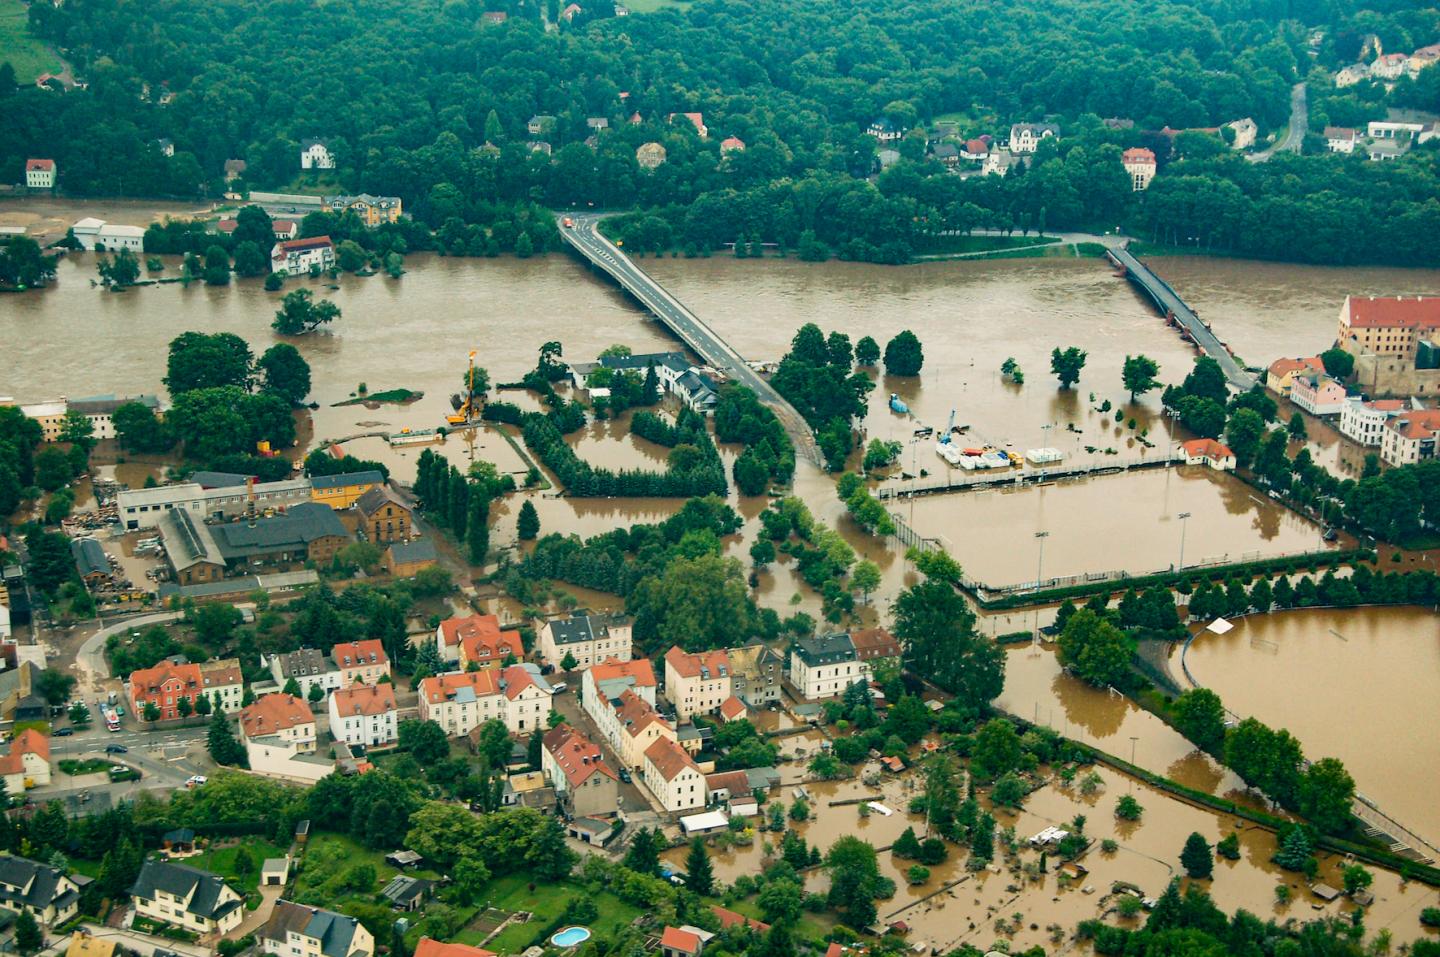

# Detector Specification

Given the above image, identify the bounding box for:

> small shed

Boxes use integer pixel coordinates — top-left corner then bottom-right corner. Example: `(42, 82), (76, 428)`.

(728, 800), (759, 819)
(679, 810), (730, 836)
(161, 828), (196, 854)
(382, 875), (434, 911)
(261, 857), (290, 887)
(1311, 883), (1341, 902)
(566, 817), (615, 846)
(385, 849), (424, 869)
(294, 820), (311, 843)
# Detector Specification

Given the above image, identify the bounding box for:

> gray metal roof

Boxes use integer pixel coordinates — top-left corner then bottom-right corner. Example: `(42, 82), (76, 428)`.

(129, 860), (242, 921)
(213, 503), (348, 559)
(792, 633), (857, 666)
(189, 471), (255, 488)
(0, 855), (76, 913)
(310, 470), (384, 490)
(70, 537), (109, 578)
(386, 539), (437, 564)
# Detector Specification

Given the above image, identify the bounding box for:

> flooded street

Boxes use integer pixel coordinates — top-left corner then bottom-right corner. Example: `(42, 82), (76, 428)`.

(1178, 606), (1440, 854)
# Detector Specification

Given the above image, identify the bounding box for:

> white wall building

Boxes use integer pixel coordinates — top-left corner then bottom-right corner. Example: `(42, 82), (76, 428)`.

(117, 478), (312, 530)
(328, 683), (398, 748)
(1380, 410), (1440, 466)
(537, 613), (632, 670)
(266, 649), (342, 699)
(1338, 397), (1408, 446)
(271, 236), (335, 275)
(300, 140), (335, 169)
(25, 160), (55, 189)
(789, 633), (870, 700)
(1008, 123), (1058, 154)
(663, 647), (732, 720)
(96, 224), (145, 252)
(130, 861), (244, 936)
(642, 737), (706, 813)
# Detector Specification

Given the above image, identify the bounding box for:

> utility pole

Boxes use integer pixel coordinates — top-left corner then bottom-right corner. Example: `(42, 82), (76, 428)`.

(1033, 531), (1049, 642)
(1177, 512), (1192, 571)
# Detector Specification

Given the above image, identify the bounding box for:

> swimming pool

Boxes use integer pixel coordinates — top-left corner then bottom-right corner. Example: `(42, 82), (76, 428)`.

(551, 926), (592, 948)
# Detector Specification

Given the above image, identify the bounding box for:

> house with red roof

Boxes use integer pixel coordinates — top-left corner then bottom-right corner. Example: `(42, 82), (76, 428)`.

(660, 927), (705, 957)
(1339, 397), (1410, 447)
(542, 723), (619, 818)
(435, 612), (507, 665)
(327, 683), (398, 748)
(1122, 147), (1156, 191)
(710, 905), (768, 933)
(720, 136), (745, 154)
(414, 939), (495, 957)
(1180, 438), (1236, 471)
(644, 737), (705, 812)
(25, 159), (55, 190)
(270, 235), (335, 275)
(0, 729), (51, 791)
(129, 660), (204, 721)
(667, 112), (708, 139)
(664, 647), (731, 719)
(718, 695), (748, 723)
(1338, 295), (1440, 362)
(1380, 408), (1440, 466)
(1265, 356), (1325, 396)
(331, 639), (390, 685)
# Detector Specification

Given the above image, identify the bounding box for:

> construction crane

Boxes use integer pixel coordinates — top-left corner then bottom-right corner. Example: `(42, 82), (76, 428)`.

(447, 351), (481, 426)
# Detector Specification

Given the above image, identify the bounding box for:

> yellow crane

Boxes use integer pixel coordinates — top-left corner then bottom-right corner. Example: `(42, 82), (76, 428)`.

(447, 351), (479, 425)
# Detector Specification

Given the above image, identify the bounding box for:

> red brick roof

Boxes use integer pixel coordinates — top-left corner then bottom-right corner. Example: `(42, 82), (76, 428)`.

(664, 646), (729, 680)
(590, 657), (656, 687)
(330, 682), (396, 717)
(332, 639), (388, 670)
(645, 736), (700, 781)
(719, 695), (747, 721)
(130, 660), (202, 697)
(414, 938), (496, 957)
(461, 629), (523, 665)
(0, 729), (50, 775)
(1267, 356), (1324, 377)
(711, 905), (769, 933)
(614, 689), (665, 738)
(501, 663), (540, 700)
(1388, 409), (1440, 440)
(239, 693), (314, 738)
(276, 235), (333, 253)
(660, 927), (702, 954)
(543, 723), (618, 788)
(26, 159), (54, 171)
(849, 627), (901, 660)
(1181, 438), (1234, 460)
(439, 613), (503, 648)
(1343, 295), (1440, 331)
(1122, 147), (1156, 163)
(704, 770), (750, 794)
(420, 669), (501, 704)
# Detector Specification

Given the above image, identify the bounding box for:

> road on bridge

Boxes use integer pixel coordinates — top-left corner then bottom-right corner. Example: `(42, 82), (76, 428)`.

(559, 213), (822, 467)
(1110, 246), (1256, 392)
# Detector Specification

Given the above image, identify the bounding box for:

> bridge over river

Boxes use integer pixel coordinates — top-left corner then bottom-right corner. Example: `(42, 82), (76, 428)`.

(559, 214), (822, 467)
(1107, 246), (1257, 392)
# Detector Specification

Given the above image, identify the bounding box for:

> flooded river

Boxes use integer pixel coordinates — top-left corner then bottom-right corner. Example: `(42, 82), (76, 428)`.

(1178, 606), (1440, 855)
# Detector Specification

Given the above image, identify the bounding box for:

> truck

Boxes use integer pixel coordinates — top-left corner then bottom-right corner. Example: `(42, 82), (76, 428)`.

(99, 702), (121, 732)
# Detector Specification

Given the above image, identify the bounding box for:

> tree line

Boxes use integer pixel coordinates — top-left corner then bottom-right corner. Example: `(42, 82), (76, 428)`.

(520, 411), (727, 498)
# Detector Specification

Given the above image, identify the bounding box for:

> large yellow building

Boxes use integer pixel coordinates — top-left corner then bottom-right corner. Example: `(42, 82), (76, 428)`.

(322, 194), (403, 226)
(309, 469), (385, 509)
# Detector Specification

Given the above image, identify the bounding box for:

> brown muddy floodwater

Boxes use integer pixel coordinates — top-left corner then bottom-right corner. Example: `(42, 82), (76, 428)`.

(905, 466), (1328, 587)
(1179, 606), (1440, 856)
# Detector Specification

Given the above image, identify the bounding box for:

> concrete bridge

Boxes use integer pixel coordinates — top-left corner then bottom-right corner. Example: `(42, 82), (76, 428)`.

(1107, 246), (1257, 392)
(876, 454), (1178, 500)
(558, 213), (822, 467)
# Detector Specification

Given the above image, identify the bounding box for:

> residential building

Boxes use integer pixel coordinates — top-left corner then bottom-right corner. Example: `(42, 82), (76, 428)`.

(538, 612), (632, 669)
(960, 138), (989, 161)
(16, 400), (67, 441)
(526, 115), (556, 136)
(267, 649), (342, 698)
(118, 477), (313, 530)
(643, 737), (705, 813)
(1339, 397), (1409, 446)
(1121, 147), (1156, 191)
(156, 138), (175, 157)
(385, 539), (438, 577)
(582, 657), (657, 715)
(1324, 126), (1358, 153)
(663, 647), (731, 720)
(1338, 295), (1440, 361)
(1380, 409), (1440, 465)
(865, 118), (903, 143)
(272, 236), (336, 275)
(725, 641), (783, 706)
(309, 470), (385, 509)
(0, 730), (51, 792)
(636, 142), (667, 169)
(719, 136), (745, 154)
(931, 142), (960, 166)
(414, 939), (495, 957)
(95, 224), (144, 251)
(436, 613), (521, 668)
(849, 627), (902, 669)
(789, 633), (869, 700)
(1409, 43), (1440, 77)
(331, 639), (390, 685)
(596, 688), (675, 772)
(718, 696), (747, 723)
(273, 220), (299, 240)
(876, 148), (901, 170)
(322, 194), (403, 227)
(1179, 438), (1236, 471)
(1290, 372), (1350, 416)
(240, 693), (318, 753)
(982, 148), (1018, 176)
(65, 932), (116, 957)
(1008, 122), (1058, 153)
(527, 141), (553, 157)
(129, 660), (204, 721)
(501, 663), (552, 733)
(328, 683), (398, 748)
(660, 927), (704, 957)
(1334, 63), (1370, 87)
(542, 723), (620, 819)
(129, 860), (244, 935)
(418, 669), (505, 736)
(711, 906), (769, 935)
(355, 486), (412, 543)
(259, 900), (374, 957)
(1368, 120), (1427, 140)
(587, 117), (610, 131)
(1372, 52), (1409, 79)
(668, 112), (708, 138)
(300, 140), (336, 169)
(1266, 356), (1325, 396)
(199, 658), (246, 712)
(0, 855), (78, 926)
(64, 393), (162, 440)
(25, 159), (56, 189)
(381, 875), (433, 911)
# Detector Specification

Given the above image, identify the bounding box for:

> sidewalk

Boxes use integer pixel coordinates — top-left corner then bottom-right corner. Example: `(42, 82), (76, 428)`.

(77, 923), (210, 957)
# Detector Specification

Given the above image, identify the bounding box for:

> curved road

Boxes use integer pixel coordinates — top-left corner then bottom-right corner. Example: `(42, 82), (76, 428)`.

(1248, 82), (1307, 163)
(559, 213), (822, 466)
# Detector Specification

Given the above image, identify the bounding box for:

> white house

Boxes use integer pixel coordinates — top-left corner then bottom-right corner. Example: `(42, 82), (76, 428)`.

(594, 688), (675, 772)
(663, 647), (731, 720)
(240, 693), (318, 753)
(1122, 147), (1156, 191)
(259, 900), (374, 957)
(328, 683), (398, 748)
(198, 658), (246, 713)
(982, 148), (1017, 177)
(271, 236), (335, 275)
(0, 730), (51, 794)
(24, 159), (55, 190)
(1325, 126), (1358, 153)
(1371, 52), (1408, 79)
(1008, 123), (1058, 154)
(1368, 120), (1427, 140)
(501, 663), (553, 734)
(417, 669), (506, 737)
(642, 737), (705, 813)
(1179, 438), (1236, 471)
(1380, 409), (1440, 466)
(65, 394), (161, 440)
(581, 657), (657, 717)
(96, 224), (145, 252)
(266, 649), (342, 698)
(1334, 63), (1370, 87)
(789, 633), (870, 700)
(0, 855), (80, 926)
(866, 117), (903, 143)
(300, 139), (335, 169)
(130, 861), (244, 936)
(1225, 117), (1257, 150)
(1339, 397), (1408, 446)
(537, 612), (632, 670)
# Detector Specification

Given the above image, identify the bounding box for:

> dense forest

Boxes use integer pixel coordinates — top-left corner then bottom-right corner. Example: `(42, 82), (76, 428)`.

(2, 0), (1439, 263)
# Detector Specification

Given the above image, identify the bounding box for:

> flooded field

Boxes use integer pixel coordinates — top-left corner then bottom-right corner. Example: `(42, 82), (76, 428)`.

(1179, 606), (1440, 856)
(904, 466), (1329, 587)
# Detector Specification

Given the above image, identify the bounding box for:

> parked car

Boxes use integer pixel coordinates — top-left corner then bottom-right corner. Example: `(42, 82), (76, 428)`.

(55, 728), (74, 737)
(104, 744), (128, 754)
(618, 768), (632, 784)
(550, 682), (569, 695)
(185, 775), (208, 787)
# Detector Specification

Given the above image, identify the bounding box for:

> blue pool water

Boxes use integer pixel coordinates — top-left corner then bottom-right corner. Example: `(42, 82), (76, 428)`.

(551, 927), (592, 948)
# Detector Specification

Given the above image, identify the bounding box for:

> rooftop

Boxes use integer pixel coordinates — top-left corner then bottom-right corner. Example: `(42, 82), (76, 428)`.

(1343, 295), (1440, 330)
(310, 470), (384, 490)
(330, 683), (396, 717)
(240, 693), (315, 739)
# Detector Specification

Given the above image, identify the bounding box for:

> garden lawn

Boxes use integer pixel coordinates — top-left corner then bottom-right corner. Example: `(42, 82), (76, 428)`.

(724, 898), (833, 944)
(471, 875), (641, 952)
(189, 839), (289, 894)
(0, 0), (63, 82)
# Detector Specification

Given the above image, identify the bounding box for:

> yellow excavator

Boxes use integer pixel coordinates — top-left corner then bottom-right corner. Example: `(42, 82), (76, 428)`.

(448, 351), (480, 425)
